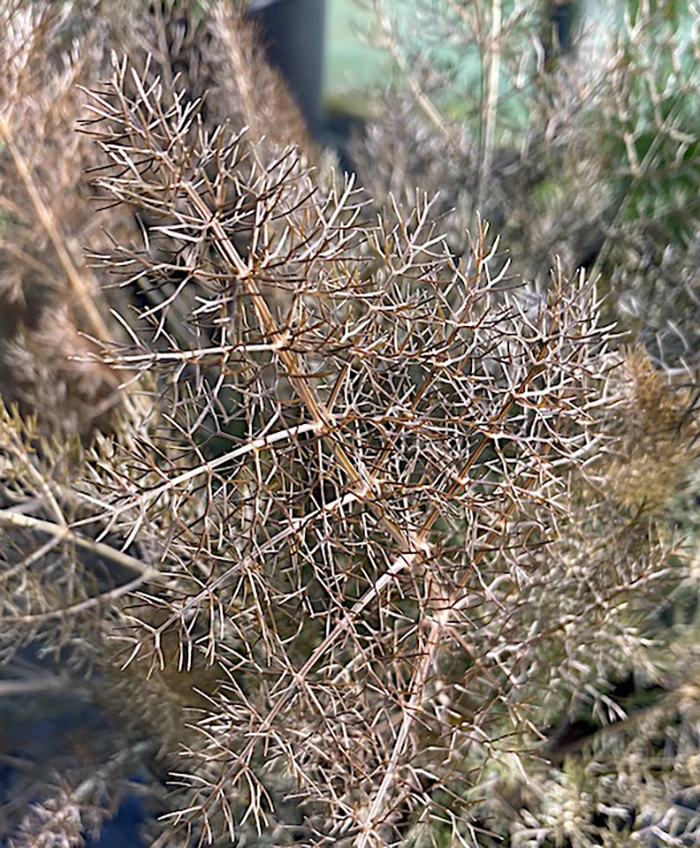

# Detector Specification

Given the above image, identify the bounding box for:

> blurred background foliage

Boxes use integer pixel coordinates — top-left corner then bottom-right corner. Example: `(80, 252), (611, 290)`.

(349, 0), (700, 367)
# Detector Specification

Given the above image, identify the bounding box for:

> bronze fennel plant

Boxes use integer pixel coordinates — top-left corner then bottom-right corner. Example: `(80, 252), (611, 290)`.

(0, 2), (698, 847)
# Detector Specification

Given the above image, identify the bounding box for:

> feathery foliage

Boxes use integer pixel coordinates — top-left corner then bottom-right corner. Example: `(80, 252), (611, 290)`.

(0, 1), (698, 847)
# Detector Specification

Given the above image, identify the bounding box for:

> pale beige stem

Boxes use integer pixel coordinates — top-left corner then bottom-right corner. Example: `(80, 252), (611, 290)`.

(0, 112), (112, 345)
(478, 0), (502, 213)
(0, 510), (157, 578)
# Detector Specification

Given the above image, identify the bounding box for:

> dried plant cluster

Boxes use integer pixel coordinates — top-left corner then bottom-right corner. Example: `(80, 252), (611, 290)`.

(0, 0), (126, 437)
(354, 1), (700, 367)
(0, 0), (313, 441)
(0, 1), (699, 847)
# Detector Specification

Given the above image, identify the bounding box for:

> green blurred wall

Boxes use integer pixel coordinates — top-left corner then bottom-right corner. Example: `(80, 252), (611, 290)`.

(325, 0), (387, 110)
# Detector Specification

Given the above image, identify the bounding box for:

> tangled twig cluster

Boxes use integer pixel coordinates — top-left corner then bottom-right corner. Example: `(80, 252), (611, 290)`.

(0, 2), (699, 847)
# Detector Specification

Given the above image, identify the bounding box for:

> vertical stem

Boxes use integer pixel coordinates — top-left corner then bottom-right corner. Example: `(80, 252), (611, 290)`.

(478, 0), (502, 213)
(0, 113), (112, 346)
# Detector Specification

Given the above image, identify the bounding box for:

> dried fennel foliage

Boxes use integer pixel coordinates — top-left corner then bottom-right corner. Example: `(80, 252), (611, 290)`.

(0, 0), (314, 441)
(0, 60), (690, 846)
(206, 2), (315, 156)
(352, 2), (700, 366)
(604, 348), (699, 514)
(0, 309), (121, 438)
(509, 675), (700, 848)
(5, 739), (157, 848)
(110, 0), (314, 158)
(0, 0), (125, 438)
